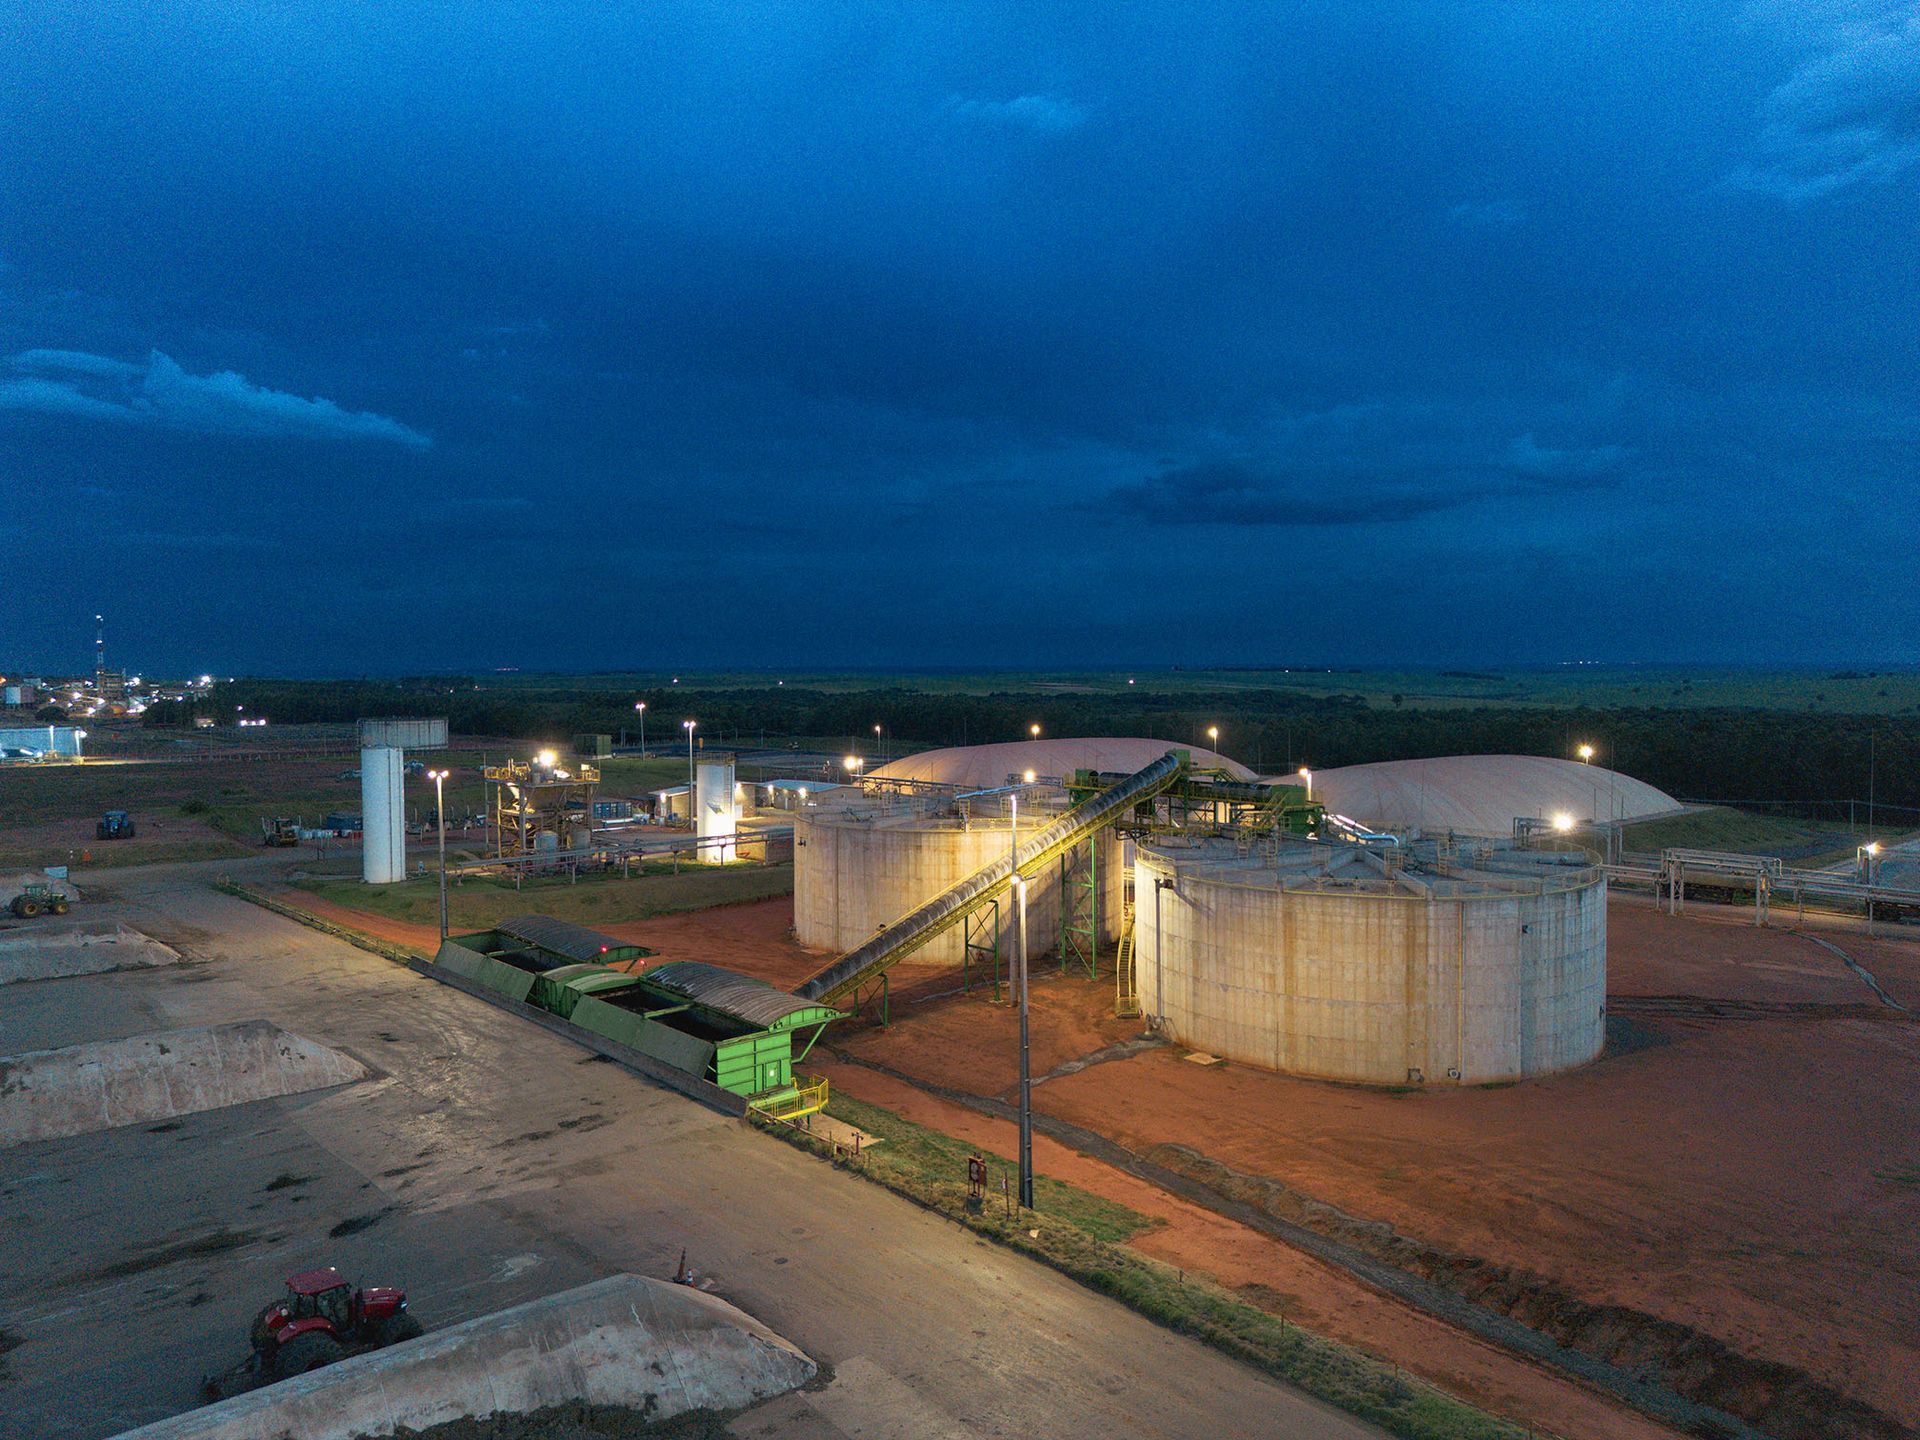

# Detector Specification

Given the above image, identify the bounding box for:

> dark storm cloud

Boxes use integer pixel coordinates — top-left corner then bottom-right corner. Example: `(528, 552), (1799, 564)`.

(0, 2), (1914, 670)
(1107, 436), (1632, 529)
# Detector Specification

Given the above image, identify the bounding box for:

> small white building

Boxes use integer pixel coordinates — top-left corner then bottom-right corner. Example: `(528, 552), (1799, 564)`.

(0, 725), (86, 759)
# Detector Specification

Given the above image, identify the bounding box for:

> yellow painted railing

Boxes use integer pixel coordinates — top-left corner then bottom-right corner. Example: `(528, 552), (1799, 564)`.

(752, 1075), (830, 1122)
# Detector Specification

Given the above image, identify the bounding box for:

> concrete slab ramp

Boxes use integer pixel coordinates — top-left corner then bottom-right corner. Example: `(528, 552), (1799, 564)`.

(108, 1274), (816, 1440)
(0, 922), (181, 986)
(0, 1019), (365, 1147)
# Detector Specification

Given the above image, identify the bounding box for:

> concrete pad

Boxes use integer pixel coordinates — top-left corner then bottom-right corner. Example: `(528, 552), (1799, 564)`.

(0, 922), (181, 986)
(108, 1273), (817, 1440)
(0, 1019), (365, 1147)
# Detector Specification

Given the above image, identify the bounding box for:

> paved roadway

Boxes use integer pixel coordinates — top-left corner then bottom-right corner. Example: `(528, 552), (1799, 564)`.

(0, 858), (1381, 1440)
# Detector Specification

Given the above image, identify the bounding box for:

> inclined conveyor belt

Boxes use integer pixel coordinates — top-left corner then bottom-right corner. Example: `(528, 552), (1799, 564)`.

(793, 751), (1189, 1004)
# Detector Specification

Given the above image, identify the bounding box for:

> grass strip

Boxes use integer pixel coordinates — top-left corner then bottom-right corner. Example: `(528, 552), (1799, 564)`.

(759, 1093), (1536, 1440)
(297, 863), (794, 932)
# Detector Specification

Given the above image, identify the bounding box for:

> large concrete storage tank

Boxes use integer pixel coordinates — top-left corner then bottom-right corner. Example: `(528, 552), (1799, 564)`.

(795, 793), (1125, 968)
(1134, 837), (1605, 1085)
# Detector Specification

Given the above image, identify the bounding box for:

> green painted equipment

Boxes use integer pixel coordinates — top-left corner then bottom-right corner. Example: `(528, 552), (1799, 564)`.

(430, 922), (839, 1113)
(527, 963), (642, 1020)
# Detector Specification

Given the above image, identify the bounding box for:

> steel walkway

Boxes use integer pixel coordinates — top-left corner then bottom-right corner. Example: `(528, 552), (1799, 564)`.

(794, 751), (1190, 1005)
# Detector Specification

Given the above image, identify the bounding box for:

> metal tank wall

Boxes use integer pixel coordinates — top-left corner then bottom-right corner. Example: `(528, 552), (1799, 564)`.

(795, 812), (1125, 968)
(1133, 849), (1605, 1084)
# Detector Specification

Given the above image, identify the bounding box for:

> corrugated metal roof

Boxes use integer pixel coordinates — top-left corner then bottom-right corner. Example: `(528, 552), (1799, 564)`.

(641, 961), (839, 1030)
(495, 914), (644, 964)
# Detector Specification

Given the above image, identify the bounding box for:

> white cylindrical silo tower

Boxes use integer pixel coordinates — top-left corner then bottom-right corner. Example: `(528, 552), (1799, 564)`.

(696, 754), (738, 863)
(360, 745), (406, 884)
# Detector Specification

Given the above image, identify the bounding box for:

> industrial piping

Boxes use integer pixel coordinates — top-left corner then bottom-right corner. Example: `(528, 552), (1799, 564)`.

(794, 751), (1190, 1004)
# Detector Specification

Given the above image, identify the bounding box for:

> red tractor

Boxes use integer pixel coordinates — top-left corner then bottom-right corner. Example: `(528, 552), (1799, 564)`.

(204, 1267), (422, 1398)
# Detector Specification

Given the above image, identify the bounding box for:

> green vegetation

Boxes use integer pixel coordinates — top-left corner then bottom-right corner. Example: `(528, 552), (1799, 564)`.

(1621, 806), (1890, 857)
(768, 1094), (1530, 1440)
(1871, 1164), (1920, 1189)
(826, 1093), (1156, 1244)
(201, 671), (1920, 816)
(297, 862), (794, 932)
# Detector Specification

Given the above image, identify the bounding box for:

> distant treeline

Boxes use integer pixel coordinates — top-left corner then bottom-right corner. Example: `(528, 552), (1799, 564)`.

(144, 679), (1920, 812)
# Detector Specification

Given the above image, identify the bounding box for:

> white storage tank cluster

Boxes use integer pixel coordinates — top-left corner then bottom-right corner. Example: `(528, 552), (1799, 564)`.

(794, 790), (1125, 968)
(1134, 836), (1606, 1085)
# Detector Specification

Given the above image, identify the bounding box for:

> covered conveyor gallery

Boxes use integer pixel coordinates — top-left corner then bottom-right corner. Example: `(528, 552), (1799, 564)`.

(431, 920), (839, 1115)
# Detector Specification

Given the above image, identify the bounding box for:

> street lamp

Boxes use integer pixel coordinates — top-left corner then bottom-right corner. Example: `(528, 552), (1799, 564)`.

(1577, 744), (1595, 763)
(1008, 775), (1040, 1210)
(635, 702), (646, 754)
(873, 723), (883, 762)
(1206, 725), (1219, 747)
(1029, 723), (1040, 740)
(1298, 766), (1312, 800)
(427, 769), (450, 939)
(843, 754), (864, 783)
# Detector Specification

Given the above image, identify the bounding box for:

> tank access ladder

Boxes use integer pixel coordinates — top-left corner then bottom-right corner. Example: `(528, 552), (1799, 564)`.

(794, 751), (1191, 1008)
(1113, 895), (1141, 1019)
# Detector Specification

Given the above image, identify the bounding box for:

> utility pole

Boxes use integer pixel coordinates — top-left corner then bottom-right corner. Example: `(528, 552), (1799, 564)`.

(1009, 788), (1034, 1210)
(428, 769), (450, 940)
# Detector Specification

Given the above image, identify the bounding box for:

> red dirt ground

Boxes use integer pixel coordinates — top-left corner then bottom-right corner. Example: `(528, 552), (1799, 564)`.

(288, 878), (1920, 1437)
(820, 1063), (1680, 1440)
(833, 901), (1920, 1433)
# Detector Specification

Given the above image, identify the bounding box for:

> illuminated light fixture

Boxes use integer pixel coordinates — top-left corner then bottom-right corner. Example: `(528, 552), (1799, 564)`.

(536, 749), (556, 768)
(1022, 769), (1036, 784)
(1865, 841), (1882, 856)
(1029, 723), (1041, 738)
(1297, 766), (1312, 799)
(1551, 812), (1575, 832)
(1207, 725), (1219, 744)
(1577, 744), (1595, 763)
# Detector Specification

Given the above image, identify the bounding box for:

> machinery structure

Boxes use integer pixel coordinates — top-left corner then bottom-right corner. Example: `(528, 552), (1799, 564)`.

(431, 915), (838, 1118)
(8, 882), (70, 919)
(484, 752), (600, 860)
(95, 810), (136, 841)
(260, 816), (300, 847)
(204, 1266), (421, 1398)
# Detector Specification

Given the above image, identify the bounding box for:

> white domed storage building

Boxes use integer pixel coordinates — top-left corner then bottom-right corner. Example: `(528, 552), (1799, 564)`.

(1134, 836), (1606, 1085)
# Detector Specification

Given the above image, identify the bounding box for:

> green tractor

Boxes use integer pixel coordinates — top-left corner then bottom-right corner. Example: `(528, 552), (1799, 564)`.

(8, 883), (71, 920)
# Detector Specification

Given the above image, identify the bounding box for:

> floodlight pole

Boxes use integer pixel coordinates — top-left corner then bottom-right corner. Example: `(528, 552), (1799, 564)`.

(431, 770), (449, 941)
(1010, 791), (1034, 1209)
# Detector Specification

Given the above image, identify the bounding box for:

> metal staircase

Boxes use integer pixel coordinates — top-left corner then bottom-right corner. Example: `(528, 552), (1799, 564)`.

(1113, 894), (1141, 1019)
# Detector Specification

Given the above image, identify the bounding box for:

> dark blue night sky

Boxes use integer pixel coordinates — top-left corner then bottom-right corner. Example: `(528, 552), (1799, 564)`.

(3, 3), (1916, 674)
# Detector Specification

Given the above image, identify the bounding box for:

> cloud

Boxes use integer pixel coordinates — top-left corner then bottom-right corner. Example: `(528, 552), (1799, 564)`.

(0, 376), (145, 423)
(1105, 430), (1631, 529)
(0, 348), (431, 446)
(946, 93), (1090, 134)
(1733, 8), (1920, 199)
